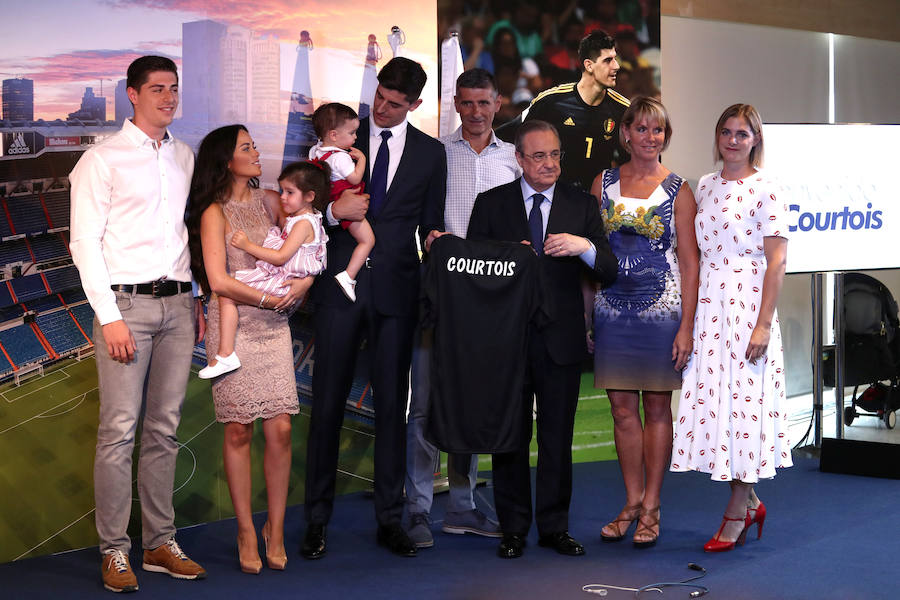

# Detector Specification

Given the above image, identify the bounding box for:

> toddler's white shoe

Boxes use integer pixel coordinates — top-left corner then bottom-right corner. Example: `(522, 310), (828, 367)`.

(198, 352), (241, 379)
(335, 271), (357, 302)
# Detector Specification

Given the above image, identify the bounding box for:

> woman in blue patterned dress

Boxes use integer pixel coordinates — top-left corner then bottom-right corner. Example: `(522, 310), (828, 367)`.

(589, 97), (699, 547)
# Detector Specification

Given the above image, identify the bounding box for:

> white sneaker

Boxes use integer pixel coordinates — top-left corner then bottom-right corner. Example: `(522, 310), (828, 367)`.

(335, 271), (357, 302)
(198, 352), (241, 379)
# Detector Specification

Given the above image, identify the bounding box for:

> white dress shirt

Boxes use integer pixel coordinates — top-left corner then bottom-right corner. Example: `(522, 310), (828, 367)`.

(326, 115), (409, 225)
(520, 178), (596, 266)
(368, 116), (408, 188)
(69, 119), (194, 325)
(441, 126), (520, 238)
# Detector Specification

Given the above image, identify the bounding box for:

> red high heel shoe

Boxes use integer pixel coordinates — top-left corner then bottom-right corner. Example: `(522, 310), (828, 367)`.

(747, 501), (766, 540)
(703, 513), (752, 553)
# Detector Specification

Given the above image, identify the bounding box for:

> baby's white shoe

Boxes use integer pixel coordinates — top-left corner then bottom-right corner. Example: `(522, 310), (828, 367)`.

(198, 352), (241, 379)
(335, 271), (357, 302)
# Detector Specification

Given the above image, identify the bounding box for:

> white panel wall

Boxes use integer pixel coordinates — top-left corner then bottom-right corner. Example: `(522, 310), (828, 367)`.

(834, 35), (900, 124)
(660, 17), (829, 188)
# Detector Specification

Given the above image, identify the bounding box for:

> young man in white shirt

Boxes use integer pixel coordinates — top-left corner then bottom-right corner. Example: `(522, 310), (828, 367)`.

(69, 55), (206, 593)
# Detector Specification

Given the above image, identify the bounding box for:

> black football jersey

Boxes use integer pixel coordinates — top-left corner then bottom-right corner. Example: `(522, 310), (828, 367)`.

(423, 235), (543, 453)
(497, 83), (629, 191)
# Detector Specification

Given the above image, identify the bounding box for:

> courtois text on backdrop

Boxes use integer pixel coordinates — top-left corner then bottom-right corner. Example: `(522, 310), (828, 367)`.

(764, 123), (898, 273)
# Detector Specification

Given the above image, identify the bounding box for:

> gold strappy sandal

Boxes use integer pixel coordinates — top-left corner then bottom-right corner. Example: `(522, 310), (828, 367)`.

(600, 504), (642, 542)
(633, 505), (660, 548)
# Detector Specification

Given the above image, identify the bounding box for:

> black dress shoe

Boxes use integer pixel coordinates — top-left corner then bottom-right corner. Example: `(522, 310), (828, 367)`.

(538, 531), (585, 556)
(376, 524), (417, 557)
(301, 523), (327, 559)
(497, 533), (526, 559)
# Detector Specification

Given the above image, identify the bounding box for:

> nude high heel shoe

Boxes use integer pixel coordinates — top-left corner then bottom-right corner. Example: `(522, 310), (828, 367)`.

(237, 534), (262, 574)
(262, 521), (288, 570)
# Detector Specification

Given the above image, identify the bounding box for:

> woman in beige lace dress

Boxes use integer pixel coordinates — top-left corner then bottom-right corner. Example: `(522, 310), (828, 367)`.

(186, 125), (313, 573)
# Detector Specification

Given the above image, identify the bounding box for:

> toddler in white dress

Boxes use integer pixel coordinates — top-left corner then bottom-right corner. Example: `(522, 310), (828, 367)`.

(199, 161), (329, 379)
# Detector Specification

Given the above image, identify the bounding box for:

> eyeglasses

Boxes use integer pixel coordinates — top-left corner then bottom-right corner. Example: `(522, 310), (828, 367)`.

(520, 150), (564, 163)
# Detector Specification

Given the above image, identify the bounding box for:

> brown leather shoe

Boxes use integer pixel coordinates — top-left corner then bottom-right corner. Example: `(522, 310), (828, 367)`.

(142, 538), (207, 580)
(101, 549), (138, 593)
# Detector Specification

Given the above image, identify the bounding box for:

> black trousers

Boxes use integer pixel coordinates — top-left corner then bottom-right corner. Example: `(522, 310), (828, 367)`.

(304, 297), (416, 528)
(492, 330), (581, 536)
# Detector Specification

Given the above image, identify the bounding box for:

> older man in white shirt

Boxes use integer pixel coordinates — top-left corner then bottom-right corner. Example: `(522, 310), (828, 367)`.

(69, 55), (206, 593)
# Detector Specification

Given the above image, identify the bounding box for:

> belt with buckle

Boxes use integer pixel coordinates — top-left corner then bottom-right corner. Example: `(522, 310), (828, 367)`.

(111, 280), (192, 297)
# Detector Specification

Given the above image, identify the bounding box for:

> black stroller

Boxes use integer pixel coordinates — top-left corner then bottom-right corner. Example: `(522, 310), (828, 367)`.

(825, 272), (900, 429)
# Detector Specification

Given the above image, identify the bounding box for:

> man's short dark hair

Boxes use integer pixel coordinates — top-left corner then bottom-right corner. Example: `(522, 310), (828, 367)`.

(514, 119), (559, 154)
(578, 30), (616, 65)
(126, 55), (178, 91)
(377, 57), (427, 103)
(312, 102), (359, 139)
(456, 68), (498, 95)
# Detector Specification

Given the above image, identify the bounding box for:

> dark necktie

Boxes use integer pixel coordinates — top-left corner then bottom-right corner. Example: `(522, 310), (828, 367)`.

(369, 129), (392, 217)
(528, 193), (546, 255)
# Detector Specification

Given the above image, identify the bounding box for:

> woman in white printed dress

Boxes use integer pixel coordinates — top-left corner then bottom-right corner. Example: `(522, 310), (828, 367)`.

(670, 104), (792, 552)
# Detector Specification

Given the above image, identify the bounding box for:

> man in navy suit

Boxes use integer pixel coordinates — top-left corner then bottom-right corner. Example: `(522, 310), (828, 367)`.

(302, 57), (447, 558)
(467, 119), (617, 558)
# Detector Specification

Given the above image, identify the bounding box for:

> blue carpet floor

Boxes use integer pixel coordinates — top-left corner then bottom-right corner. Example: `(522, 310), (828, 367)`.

(2, 457), (897, 599)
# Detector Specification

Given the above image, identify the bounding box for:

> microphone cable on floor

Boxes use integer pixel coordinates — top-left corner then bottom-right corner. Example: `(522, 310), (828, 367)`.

(583, 562), (709, 598)
(635, 563), (709, 598)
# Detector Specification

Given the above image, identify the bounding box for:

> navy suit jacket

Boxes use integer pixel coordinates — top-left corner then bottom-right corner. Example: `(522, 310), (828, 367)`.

(467, 178), (617, 365)
(312, 117), (446, 316)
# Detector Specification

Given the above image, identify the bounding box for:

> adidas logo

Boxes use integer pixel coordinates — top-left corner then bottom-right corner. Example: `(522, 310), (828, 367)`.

(7, 133), (31, 155)
(563, 117), (575, 126)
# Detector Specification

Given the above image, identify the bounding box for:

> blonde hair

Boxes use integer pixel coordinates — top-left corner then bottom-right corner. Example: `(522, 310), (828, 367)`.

(713, 103), (764, 167)
(619, 96), (673, 154)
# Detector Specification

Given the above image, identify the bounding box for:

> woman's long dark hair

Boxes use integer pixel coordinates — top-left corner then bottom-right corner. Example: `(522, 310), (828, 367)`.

(185, 124), (257, 296)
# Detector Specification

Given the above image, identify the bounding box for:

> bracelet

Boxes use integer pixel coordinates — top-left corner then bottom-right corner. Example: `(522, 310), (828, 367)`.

(258, 293), (268, 309)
